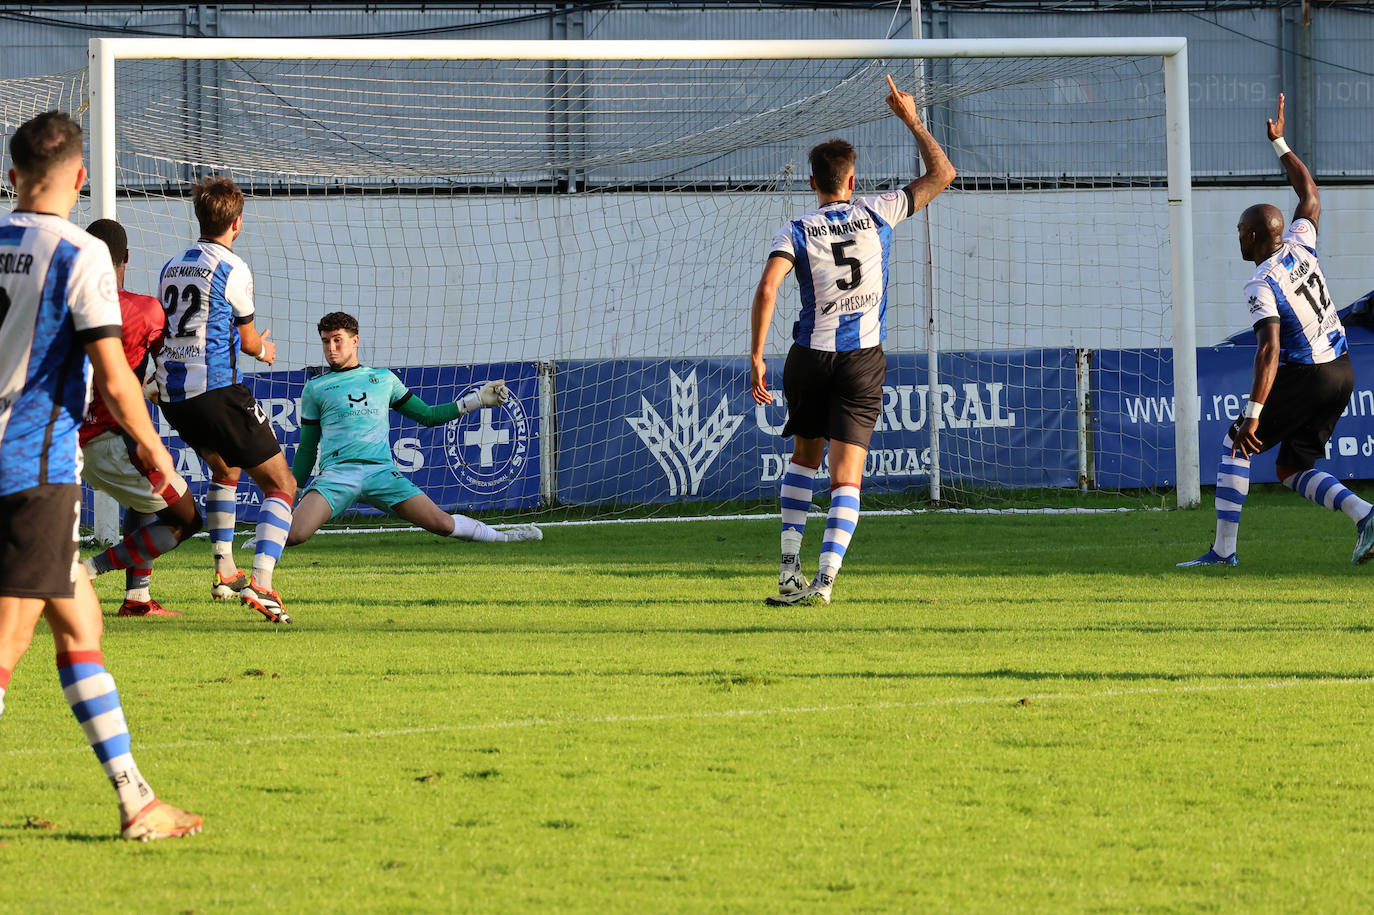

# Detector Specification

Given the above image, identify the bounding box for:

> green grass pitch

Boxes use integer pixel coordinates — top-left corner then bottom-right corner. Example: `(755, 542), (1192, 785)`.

(4, 490), (1374, 912)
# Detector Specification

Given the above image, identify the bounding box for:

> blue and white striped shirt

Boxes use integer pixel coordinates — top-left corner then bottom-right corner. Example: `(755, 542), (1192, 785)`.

(0, 211), (121, 495)
(1244, 218), (1346, 365)
(156, 240), (255, 400)
(769, 188), (913, 353)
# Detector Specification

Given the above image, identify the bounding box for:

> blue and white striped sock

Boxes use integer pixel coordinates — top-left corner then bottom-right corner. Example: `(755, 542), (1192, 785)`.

(206, 479), (238, 577)
(251, 492), (293, 591)
(1285, 469), (1372, 522)
(57, 650), (154, 821)
(817, 483), (861, 579)
(779, 460), (818, 564)
(1213, 441), (1251, 558)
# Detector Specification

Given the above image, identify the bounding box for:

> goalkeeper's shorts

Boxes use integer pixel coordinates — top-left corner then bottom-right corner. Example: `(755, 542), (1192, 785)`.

(305, 462), (423, 519)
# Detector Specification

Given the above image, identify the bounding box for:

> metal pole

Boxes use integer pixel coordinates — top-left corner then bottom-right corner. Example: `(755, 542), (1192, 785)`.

(913, 1), (942, 504)
(1076, 349), (1091, 492)
(1165, 46), (1201, 508)
(88, 38), (120, 545)
(89, 36), (1188, 62)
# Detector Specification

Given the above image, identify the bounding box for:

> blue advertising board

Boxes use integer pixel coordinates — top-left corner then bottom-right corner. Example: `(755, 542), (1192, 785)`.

(554, 350), (1078, 505)
(1095, 344), (1374, 487)
(87, 341), (1374, 528)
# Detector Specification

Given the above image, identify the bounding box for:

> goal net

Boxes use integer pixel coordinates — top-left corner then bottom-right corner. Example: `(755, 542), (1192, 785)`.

(1, 39), (1196, 530)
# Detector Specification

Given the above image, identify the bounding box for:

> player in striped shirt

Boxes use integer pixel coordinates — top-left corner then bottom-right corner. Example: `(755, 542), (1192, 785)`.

(750, 76), (955, 606)
(286, 312), (542, 546)
(80, 218), (203, 617)
(157, 176), (296, 623)
(0, 111), (201, 840)
(1179, 94), (1374, 567)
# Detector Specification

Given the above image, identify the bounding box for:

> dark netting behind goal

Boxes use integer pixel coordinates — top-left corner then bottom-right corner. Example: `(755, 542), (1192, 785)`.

(1, 52), (1175, 524)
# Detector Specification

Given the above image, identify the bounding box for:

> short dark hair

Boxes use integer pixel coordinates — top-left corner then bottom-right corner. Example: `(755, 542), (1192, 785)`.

(86, 218), (129, 267)
(192, 175), (244, 236)
(808, 138), (857, 195)
(9, 110), (83, 177)
(317, 311), (359, 336)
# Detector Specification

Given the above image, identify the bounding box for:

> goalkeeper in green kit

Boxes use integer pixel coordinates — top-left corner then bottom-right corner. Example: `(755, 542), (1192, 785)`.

(286, 312), (542, 546)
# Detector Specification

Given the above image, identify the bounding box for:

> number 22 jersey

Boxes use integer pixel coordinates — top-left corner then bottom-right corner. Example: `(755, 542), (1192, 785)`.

(156, 239), (255, 401)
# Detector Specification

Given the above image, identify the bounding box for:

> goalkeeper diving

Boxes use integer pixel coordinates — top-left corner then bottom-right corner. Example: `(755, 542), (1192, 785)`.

(285, 311), (542, 546)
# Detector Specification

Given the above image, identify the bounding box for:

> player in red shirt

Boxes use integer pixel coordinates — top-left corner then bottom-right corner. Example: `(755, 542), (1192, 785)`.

(80, 219), (202, 616)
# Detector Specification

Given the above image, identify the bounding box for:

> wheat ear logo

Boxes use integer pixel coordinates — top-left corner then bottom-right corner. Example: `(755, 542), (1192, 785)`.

(627, 369), (744, 496)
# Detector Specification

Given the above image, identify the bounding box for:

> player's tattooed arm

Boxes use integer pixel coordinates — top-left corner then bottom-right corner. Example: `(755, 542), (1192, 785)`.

(886, 75), (955, 213)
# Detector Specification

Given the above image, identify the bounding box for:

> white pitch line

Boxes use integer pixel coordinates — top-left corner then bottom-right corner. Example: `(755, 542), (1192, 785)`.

(152, 505), (1148, 542)
(3, 675), (1371, 759)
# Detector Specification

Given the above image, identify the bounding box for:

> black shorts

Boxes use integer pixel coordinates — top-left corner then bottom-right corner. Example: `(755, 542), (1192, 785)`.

(0, 484), (81, 598)
(159, 383), (282, 470)
(1226, 354), (1354, 472)
(780, 343), (886, 449)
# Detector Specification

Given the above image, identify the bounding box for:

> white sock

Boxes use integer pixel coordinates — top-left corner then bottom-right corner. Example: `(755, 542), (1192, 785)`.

(450, 514), (507, 542)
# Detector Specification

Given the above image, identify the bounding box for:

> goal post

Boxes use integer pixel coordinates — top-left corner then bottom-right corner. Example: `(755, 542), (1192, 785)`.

(77, 36), (1198, 539)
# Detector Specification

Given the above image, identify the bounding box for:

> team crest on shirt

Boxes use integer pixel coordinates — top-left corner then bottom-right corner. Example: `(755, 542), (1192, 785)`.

(626, 368), (743, 496)
(444, 385), (531, 494)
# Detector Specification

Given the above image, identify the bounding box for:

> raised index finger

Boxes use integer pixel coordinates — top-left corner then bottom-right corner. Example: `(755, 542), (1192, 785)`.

(886, 74), (899, 94)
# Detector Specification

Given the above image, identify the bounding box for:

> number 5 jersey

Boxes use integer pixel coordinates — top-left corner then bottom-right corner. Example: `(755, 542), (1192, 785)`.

(768, 188), (914, 353)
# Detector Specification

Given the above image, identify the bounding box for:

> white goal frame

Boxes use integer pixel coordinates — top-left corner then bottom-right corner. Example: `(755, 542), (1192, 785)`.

(86, 36), (1200, 542)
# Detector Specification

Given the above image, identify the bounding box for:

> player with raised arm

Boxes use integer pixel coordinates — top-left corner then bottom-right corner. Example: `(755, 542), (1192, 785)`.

(157, 176), (296, 622)
(1179, 93), (1374, 568)
(286, 312), (542, 547)
(0, 111), (201, 840)
(751, 76), (955, 606)
(80, 218), (203, 617)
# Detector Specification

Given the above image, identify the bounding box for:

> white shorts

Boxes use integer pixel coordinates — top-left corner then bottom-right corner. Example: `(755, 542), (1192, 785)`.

(81, 431), (189, 515)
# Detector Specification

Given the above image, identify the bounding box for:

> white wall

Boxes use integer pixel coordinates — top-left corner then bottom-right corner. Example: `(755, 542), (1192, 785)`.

(104, 184), (1374, 370)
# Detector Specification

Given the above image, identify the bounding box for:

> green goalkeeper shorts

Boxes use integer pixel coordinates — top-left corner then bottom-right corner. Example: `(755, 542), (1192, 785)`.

(305, 462), (424, 519)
